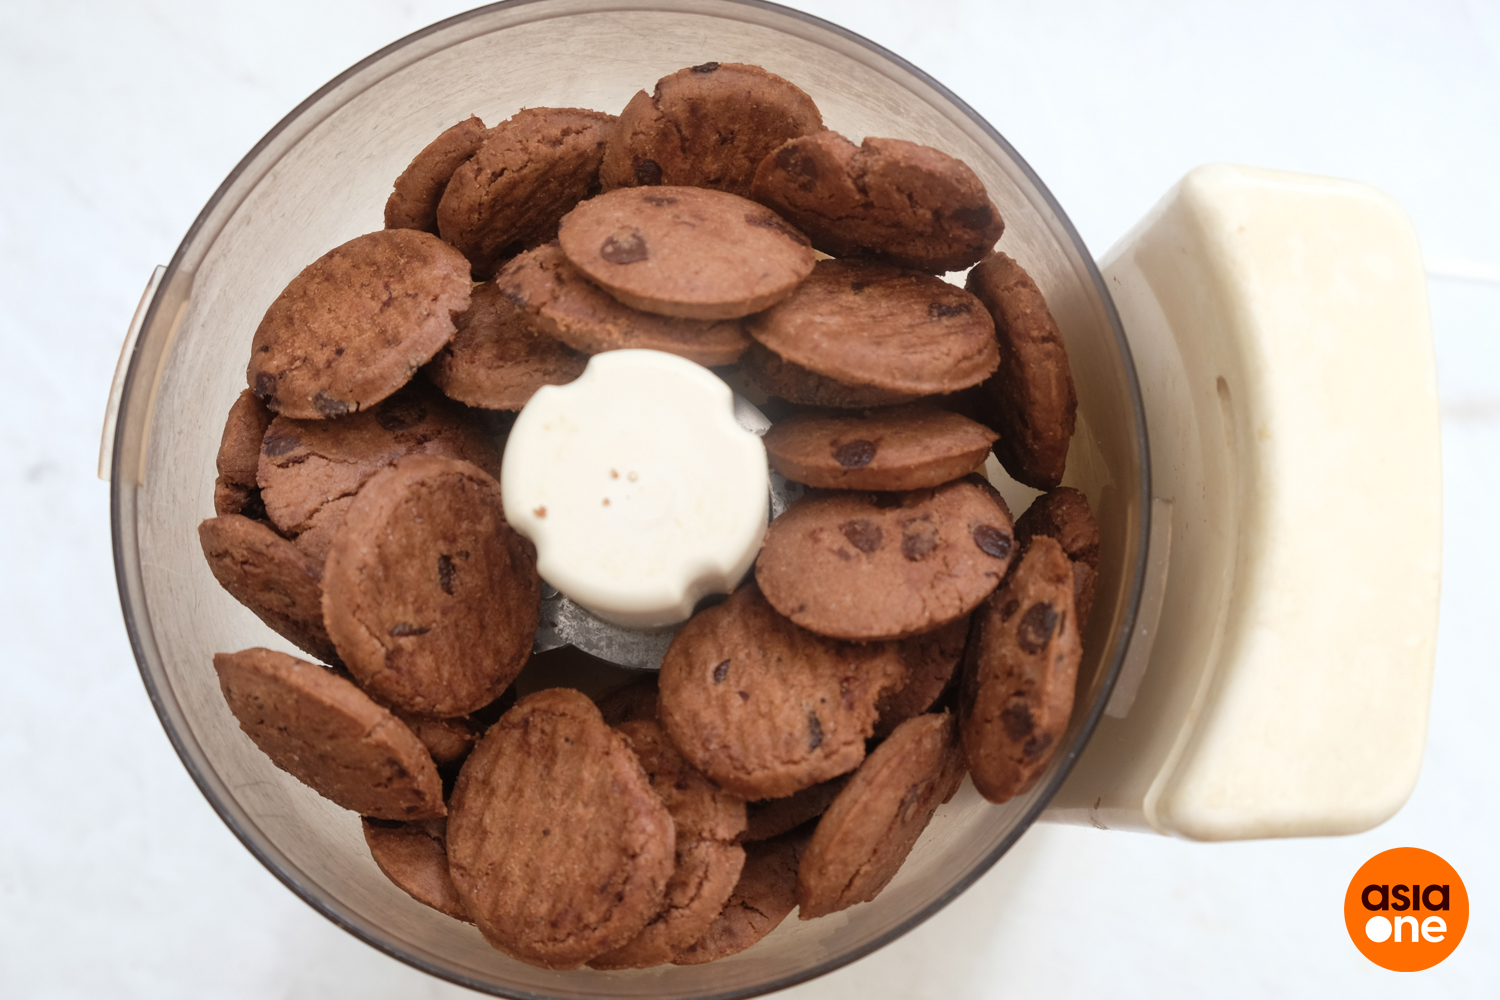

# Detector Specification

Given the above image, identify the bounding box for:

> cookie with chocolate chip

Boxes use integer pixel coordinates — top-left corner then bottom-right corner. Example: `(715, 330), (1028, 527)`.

(671, 827), (811, 965)
(557, 186), (815, 320)
(213, 647), (445, 819)
(384, 115), (490, 235)
(198, 514), (339, 665)
(496, 243), (751, 366)
(425, 279), (588, 410)
(875, 615), (971, 737)
(658, 584), (907, 800)
(755, 479), (1014, 641)
(258, 380), (501, 565)
(247, 229), (471, 420)
(601, 62), (822, 198)
(747, 259), (998, 398)
(763, 402), (997, 490)
(965, 251), (1076, 489)
(437, 107), (617, 278)
(447, 689), (675, 969)
(362, 817), (471, 921)
(796, 712), (963, 919)
(1015, 486), (1100, 627)
(959, 535), (1081, 803)
(751, 130), (1005, 273)
(214, 389), (273, 519)
(321, 454), (539, 717)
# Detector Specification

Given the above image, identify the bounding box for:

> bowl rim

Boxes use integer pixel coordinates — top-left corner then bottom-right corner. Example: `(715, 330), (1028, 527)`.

(110, 0), (1152, 995)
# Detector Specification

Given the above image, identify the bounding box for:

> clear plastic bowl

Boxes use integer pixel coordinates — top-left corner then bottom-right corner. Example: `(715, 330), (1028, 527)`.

(108, 1), (1150, 996)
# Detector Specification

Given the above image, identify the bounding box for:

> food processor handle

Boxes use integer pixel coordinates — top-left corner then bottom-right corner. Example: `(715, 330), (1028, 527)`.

(1044, 165), (1442, 840)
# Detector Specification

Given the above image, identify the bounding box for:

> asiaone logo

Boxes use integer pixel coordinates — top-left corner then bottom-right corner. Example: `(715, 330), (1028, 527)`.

(1344, 848), (1468, 971)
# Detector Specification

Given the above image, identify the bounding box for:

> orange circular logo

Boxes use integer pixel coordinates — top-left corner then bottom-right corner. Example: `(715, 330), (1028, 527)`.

(1345, 848), (1468, 971)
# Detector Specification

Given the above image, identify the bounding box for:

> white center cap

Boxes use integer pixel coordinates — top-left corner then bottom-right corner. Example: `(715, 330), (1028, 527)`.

(500, 349), (769, 629)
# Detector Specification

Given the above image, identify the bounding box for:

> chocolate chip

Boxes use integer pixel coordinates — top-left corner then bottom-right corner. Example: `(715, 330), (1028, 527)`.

(389, 622), (430, 637)
(973, 524), (1012, 559)
(1017, 601), (1058, 653)
(738, 690), (750, 701)
(712, 659), (730, 684)
(312, 390), (353, 418)
(832, 439), (876, 468)
(999, 598), (1020, 621)
(900, 517), (938, 561)
(1022, 733), (1054, 760)
(375, 397), (427, 432)
(743, 212), (811, 245)
(262, 431), (300, 458)
(634, 158), (663, 185)
(841, 519), (883, 553)
(928, 301), (972, 320)
(253, 372), (278, 400)
(600, 229), (649, 264)
(692, 61), (721, 73)
(437, 554), (456, 595)
(950, 204), (994, 231)
(807, 710), (824, 750)
(1000, 702), (1034, 741)
(641, 193), (678, 206)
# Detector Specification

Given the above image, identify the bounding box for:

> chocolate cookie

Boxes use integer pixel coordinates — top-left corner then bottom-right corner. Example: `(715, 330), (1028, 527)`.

(751, 131), (1004, 273)
(746, 259), (998, 397)
(198, 515), (339, 665)
(755, 480), (1014, 641)
(425, 280), (587, 410)
(671, 827), (811, 965)
(959, 536), (1081, 803)
(212, 647), (445, 819)
(965, 251), (1077, 489)
(741, 341), (919, 409)
(384, 115), (490, 234)
(601, 62), (822, 198)
(797, 712), (963, 919)
(496, 243), (751, 366)
(447, 689), (675, 969)
(257, 380), (501, 565)
(392, 711), (479, 768)
(556, 186), (815, 319)
(362, 817), (471, 921)
(214, 389), (273, 519)
(763, 402), (997, 490)
(247, 229), (471, 420)
(658, 584), (907, 799)
(1015, 486), (1100, 627)
(875, 615), (971, 738)
(743, 775), (849, 842)
(589, 720), (746, 969)
(437, 107), (617, 278)
(321, 455), (539, 718)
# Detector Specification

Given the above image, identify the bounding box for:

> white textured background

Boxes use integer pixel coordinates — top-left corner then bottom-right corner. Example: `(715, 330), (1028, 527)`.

(2, 1), (1496, 996)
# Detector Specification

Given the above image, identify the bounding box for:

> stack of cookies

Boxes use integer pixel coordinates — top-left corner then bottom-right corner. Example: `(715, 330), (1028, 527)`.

(198, 60), (1102, 970)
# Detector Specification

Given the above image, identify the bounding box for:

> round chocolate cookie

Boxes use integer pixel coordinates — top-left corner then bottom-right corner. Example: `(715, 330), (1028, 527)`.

(214, 389), (274, 519)
(392, 711), (479, 768)
(746, 259), (998, 397)
(212, 647), (445, 820)
(321, 454), (539, 718)
(751, 130), (1005, 273)
(755, 480), (1014, 641)
(437, 107), (617, 278)
(875, 614), (971, 738)
(965, 251), (1077, 489)
(589, 720), (746, 969)
(959, 535), (1081, 803)
(247, 229), (471, 420)
(257, 380), (501, 566)
(425, 280), (588, 410)
(658, 584), (907, 800)
(495, 243), (751, 366)
(362, 817), (471, 921)
(1015, 486), (1100, 627)
(600, 62), (822, 198)
(743, 775), (849, 843)
(384, 115), (490, 234)
(447, 689), (675, 969)
(741, 341), (919, 409)
(671, 827), (811, 965)
(556, 186), (816, 320)
(796, 712), (963, 919)
(198, 514), (339, 665)
(763, 402), (998, 490)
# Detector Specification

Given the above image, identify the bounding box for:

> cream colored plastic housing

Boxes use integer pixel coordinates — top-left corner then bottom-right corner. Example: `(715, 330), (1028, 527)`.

(1046, 165), (1442, 840)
